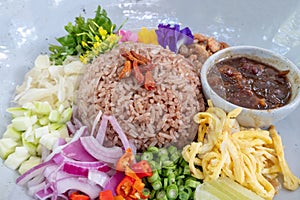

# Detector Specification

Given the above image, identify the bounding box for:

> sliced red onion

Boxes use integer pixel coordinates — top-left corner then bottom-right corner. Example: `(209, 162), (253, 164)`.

(62, 139), (97, 162)
(44, 126), (88, 162)
(62, 161), (110, 177)
(103, 171), (125, 196)
(106, 115), (132, 151)
(16, 160), (54, 185)
(55, 177), (101, 199)
(66, 121), (76, 135)
(95, 114), (108, 145)
(27, 175), (45, 187)
(88, 170), (110, 187)
(91, 110), (103, 137)
(35, 187), (53, 200)
(80, 136), (123, 163)
(28, 181), (46, 196)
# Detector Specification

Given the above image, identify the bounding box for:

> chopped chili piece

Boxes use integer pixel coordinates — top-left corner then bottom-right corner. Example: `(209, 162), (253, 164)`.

(116, 176), (136, 197)
(144, 71), (156, 90)
(116, 148), (134, 172)
(119, 49), (156, 91)
(133, 59), (144, 84)
(118, 60), (132, 80)
(69, 191), (90, 200)
(130, 50), (150, 64)
(131, 160), (153, 178)
(99, 190), (114, 200)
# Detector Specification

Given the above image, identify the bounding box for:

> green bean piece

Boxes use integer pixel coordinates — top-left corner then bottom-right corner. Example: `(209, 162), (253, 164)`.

(178, 190), (190, 200)
(179, 186), (192, 199)
(147, 146), (159, 153)
(135, 153), (141, 161)
(185, 178), (200, 188)
(162, 161), (175, 169)
(163, 178), (168, 190)
(183, 164), (190, 175)
(149, 160), (159, 170)
(168, 173), (176, 185)
(167, 145), (177, 154)
(166, 184), (179, 199)
(159, 154), (169, 162)
(152, 179), (163, 191)
(142, 187), (151, 197)
(147, 170), (160, 183)
(150, 189), (156, 199)
(156, 190), (168, 200)
(159, 147), (169, 156)
(141, 151), (153, 161)
(176, 178), (184, 186)
(170, 151), (180, 162)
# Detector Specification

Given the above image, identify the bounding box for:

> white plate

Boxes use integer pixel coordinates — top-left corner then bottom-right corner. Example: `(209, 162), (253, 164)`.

(0, 0), (299, 199)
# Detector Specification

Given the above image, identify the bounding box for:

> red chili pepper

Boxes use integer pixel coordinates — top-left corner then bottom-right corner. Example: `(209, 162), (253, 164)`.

(131, 160), (153, 178)
(116, 176), (136, 197)
(69, 191), (89, 200)
(116, 148), (134, 172)
(99, 190), (114, 200)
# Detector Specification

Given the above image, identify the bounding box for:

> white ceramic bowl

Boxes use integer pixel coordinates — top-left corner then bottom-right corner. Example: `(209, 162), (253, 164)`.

(201, 46), (300, 128)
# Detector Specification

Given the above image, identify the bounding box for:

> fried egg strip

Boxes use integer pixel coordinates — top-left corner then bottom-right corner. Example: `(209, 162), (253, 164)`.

(182, 101), (300, 199)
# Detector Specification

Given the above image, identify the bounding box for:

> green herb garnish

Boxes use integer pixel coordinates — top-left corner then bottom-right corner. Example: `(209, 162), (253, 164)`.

(49, 5), (120, 65)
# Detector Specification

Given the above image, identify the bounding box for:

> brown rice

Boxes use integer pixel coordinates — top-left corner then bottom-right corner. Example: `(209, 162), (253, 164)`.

(76, 42), (206, 151)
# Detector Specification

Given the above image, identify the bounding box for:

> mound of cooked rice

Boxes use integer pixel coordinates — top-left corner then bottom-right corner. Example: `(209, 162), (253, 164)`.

(76, 42), (206, 150)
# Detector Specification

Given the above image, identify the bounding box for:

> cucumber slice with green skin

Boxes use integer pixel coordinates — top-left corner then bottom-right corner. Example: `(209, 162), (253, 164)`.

(4, 146), (30, 170)
(18, 156), (41, 174)
(3, 125), (22, 141)
(200, 182), (232, 200)
(0, 138), (19, 159)
(217, 177), (264, 200)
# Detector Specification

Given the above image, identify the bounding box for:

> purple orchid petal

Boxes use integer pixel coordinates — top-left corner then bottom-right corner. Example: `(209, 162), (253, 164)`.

(155, 23), (194, 53)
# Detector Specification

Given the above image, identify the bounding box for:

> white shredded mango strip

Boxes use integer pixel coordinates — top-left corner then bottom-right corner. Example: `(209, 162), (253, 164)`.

(182, 100), (300, 200)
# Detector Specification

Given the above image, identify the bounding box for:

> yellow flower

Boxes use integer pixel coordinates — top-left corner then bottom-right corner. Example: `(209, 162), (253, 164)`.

(95, 35), (100, 42)
(81, 41), (88, 48)
(93, 41), (101, 49)
(98, 27), (107, 40)
(138, 27), (158, 45)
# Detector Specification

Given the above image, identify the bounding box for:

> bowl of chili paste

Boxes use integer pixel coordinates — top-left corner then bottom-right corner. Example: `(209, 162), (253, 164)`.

(201, 46), (300, 128)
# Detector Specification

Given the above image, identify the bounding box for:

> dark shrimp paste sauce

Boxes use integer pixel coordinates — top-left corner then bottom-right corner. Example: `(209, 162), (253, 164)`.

(207, 57), (292, 109)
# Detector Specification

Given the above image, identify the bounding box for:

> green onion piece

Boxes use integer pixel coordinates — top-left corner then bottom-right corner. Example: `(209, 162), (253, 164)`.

(147, 146), (159, 153)
(185, 178), (200, 188)
(156, 190), (168, 200)
(141, 151), (153, 161)
(147, 170), (160, 183)
(152, 180), (163, 191)
(167, 184), (179, 199)
(168, 173), (176, 185)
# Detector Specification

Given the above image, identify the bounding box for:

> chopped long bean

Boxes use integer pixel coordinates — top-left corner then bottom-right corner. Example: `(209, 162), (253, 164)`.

(137, 145), (202, 199)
